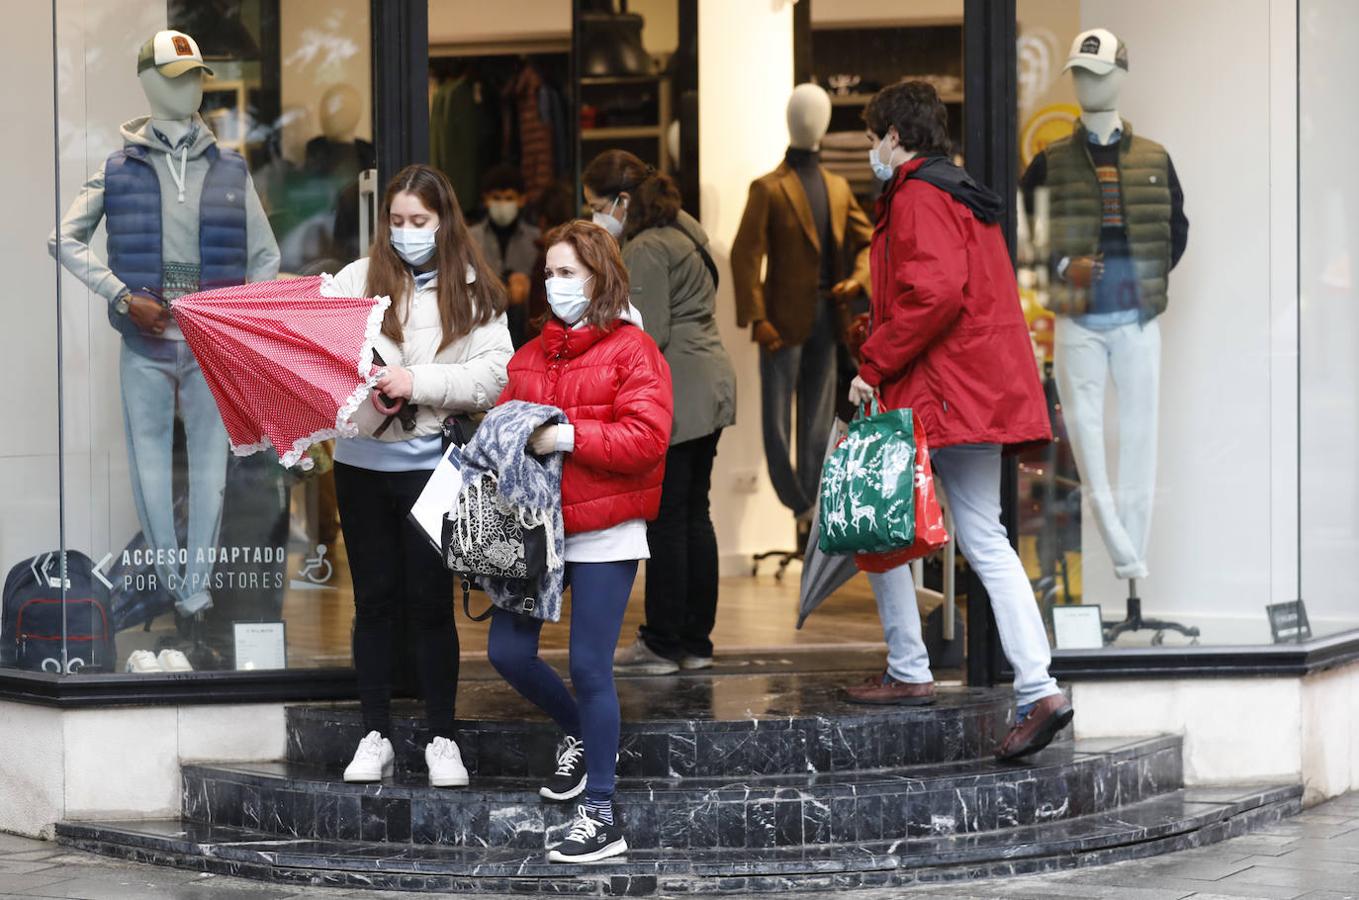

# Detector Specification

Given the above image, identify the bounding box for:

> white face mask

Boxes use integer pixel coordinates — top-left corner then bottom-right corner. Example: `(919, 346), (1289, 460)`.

(486, 200), (519, 228)
(592, 195), (626, 239)
(545, 275), (593, 325)
(391, 226), (438, 266)
(869, 133), (898, 182)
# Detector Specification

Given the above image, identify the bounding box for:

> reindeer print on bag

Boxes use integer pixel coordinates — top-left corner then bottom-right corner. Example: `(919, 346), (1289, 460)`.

(816, 404), (918, 554)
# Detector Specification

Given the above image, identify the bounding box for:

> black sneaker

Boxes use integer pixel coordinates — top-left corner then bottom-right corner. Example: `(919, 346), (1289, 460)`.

(539, 735), (587, 801)
(547, 805), (628, 863)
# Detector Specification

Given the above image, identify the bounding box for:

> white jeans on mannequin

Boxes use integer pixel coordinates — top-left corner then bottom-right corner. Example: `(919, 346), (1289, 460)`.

(1053, 317), (1160, 580)
(872, 444), (1060, 706)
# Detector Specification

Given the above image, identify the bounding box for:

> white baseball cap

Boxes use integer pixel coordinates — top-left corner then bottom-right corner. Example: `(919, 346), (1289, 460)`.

(1064, 28), (1128, 75)
(137, 30), (214, 79)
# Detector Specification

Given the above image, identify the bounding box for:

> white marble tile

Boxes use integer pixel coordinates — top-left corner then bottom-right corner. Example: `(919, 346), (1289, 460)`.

(1073, 677), (1305, 786)
(61, 707), (179, 819)
(177, 704), (286, 763)
(0, 703), (64, 837)
(1179, 678), (1302, 785)
(1302, 661), (1359, 803)
(1072, 680), (1179, 739)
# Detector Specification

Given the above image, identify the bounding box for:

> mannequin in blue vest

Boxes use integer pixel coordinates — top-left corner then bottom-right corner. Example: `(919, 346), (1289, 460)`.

(51, 31), (280, 643)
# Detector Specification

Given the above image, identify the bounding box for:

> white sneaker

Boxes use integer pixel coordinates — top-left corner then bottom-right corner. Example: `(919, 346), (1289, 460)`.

(343, 731), (395, 783)
(612, 638), (680, 675)
(124, 650), (163, 674)
(425, 736), (469, 788)
(157, 649), (194, 672)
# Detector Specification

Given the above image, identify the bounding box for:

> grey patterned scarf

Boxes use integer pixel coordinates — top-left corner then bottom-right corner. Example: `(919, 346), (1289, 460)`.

(456, 400), (568, 621)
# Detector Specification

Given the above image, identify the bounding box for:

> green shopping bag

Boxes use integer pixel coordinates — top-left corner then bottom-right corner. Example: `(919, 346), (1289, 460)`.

(817, 399), (917, 554)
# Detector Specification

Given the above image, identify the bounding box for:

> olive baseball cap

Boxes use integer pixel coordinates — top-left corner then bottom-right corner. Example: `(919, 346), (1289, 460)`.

(137, 30), (214, 79)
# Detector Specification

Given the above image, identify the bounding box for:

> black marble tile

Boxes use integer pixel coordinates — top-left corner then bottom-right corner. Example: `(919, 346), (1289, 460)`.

(687, 802), (720, 850)
(856, 793), (886, 842)
(335, 793), (362, 842)
(802, 795), (832, 845)
(658, 802), (692, 850)
(55, 787), (1306, 895)
(746, 799), (777, 849)
(715, 802), (745, 849)
(488, 803), (546, 850)
(287, 679), (1017, 777)
(773, 800), (801, 846)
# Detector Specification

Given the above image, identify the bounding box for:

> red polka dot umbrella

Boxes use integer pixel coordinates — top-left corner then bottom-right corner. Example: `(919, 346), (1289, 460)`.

(170, 274), (391, 469)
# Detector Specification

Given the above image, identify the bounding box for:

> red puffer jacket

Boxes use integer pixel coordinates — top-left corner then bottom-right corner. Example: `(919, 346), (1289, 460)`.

(859, 157), (1051, 450)
(499, 317), (673, 534)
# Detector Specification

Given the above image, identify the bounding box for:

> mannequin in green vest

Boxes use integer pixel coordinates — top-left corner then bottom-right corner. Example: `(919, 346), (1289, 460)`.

(1021, 28), (1190, 638)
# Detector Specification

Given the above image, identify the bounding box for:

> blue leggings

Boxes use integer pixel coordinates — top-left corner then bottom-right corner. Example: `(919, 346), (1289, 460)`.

(487, 560), (637, 801)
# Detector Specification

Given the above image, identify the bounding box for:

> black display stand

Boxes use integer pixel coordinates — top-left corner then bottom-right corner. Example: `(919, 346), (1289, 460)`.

(751, 523), (807, 582)
(1103, 580), (1201, 646)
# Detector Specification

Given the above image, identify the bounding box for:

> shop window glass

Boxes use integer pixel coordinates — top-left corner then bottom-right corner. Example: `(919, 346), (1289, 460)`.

(1013, 0), (1358, 649)
(1300, 0), (1359, 639)
(37, 0), (373, 677)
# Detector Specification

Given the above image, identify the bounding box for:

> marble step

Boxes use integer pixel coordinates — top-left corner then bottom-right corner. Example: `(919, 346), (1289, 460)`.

(287, 678), (1016, 779)
(184, 734), (1175, 851)
(56, 784), (1302, 895)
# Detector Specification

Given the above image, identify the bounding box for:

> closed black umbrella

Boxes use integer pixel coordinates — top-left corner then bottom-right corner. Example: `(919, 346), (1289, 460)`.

(797, 419), (858, 628)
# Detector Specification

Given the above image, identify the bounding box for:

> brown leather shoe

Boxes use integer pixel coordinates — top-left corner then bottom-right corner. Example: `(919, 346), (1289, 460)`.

(843, 672), (936, 706)
(996, 693), (1074, 761)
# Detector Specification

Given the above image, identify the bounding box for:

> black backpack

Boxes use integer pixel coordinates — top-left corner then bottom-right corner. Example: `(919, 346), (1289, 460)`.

(2, 551), (116, 673)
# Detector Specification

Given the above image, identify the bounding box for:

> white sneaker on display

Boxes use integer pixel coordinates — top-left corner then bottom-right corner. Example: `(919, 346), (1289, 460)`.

(156, 649), (194, 673)
(425, 736), (469, 788)
(343, 731), (395, 783)
(124, 650), (163, 674)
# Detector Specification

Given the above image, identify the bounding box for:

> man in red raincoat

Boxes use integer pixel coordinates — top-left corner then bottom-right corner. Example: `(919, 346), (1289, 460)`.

(845, 80), (1070, 761)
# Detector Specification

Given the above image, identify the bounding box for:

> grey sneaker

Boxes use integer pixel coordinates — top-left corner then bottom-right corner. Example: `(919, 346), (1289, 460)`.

(679, 655), (713, 671)
(612, 639), (680, 675)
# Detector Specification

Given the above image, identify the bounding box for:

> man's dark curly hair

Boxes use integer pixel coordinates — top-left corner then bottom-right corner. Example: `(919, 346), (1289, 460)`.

(863, 79), (951, 157)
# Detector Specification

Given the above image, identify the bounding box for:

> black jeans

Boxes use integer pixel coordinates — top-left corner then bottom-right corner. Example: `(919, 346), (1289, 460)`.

(640, 430), (722, 660)
(335, 462), (459, 741)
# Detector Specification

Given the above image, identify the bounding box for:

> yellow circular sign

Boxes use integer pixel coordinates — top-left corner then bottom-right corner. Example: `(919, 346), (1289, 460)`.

(1021, 104), (1081, 167)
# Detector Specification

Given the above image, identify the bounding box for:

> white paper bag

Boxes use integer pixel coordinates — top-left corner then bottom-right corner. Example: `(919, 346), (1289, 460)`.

(410, 443), (464, 552)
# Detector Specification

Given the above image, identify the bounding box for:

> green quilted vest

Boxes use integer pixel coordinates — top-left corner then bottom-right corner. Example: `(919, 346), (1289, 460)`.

(1045, 122), (1173, 318)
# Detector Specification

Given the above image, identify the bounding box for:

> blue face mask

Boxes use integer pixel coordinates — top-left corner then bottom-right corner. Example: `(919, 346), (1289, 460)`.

(545, 275), (593, 325)
(869, 134), (897, 182)
(391, 226), (438, 266)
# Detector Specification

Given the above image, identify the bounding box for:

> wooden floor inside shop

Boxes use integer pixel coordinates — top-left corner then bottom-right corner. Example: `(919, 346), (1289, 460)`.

(121, 536), (967, 677)
(279, 541), (915, 666)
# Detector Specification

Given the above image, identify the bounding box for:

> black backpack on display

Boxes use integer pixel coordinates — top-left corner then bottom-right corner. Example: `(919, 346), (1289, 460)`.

(1, 551), (116, 674)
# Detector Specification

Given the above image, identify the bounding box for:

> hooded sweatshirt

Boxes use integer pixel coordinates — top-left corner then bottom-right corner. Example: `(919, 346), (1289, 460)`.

(907, 155), (1006, 224)
(50, 114), (280, 340)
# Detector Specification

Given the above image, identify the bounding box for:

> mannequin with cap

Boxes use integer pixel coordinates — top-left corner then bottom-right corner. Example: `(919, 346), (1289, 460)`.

(1020, 28), (1192, 642)
(49, 30), (279, 657)
(731, 83), (873, 530)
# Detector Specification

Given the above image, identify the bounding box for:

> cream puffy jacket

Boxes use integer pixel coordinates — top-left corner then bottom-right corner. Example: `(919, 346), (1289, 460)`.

(326, 257), (513, 441)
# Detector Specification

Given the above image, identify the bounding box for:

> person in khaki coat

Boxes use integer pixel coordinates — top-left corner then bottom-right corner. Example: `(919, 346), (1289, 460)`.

(582, 150), (737, 678)
(731, 151), (873, 520)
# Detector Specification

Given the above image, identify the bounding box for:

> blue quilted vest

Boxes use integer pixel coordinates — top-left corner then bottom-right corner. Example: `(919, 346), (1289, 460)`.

(104, 143), (249, 359)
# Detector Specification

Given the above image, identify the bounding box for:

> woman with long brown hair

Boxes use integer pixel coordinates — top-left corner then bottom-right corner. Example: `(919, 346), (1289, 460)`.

(326, 164), (512, 788)
(582, 150), (736, 676)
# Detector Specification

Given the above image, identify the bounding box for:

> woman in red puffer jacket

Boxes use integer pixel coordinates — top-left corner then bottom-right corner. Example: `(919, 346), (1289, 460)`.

(488, 219), (672, 864)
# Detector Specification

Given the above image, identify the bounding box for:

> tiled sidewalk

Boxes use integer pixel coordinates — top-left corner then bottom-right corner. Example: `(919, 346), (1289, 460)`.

(894, 791), (1359, 900)
(0, 793), (1353, 899)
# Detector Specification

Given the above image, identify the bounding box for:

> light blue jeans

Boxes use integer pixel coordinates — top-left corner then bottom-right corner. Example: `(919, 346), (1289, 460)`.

(870, 444), (1059, 706)
(120, 341), (229, 615)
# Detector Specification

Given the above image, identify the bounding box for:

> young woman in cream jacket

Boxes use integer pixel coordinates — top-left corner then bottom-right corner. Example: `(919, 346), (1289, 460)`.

(327, 164), (511, 789)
